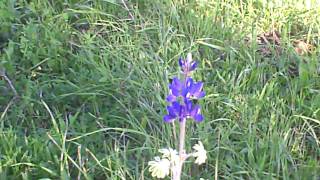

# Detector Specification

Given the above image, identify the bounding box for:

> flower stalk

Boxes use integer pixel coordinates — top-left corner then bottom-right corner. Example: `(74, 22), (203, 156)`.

(174, 118), (186, 180)
(148, 53), (207, 179)
(174, 53), (193, 180)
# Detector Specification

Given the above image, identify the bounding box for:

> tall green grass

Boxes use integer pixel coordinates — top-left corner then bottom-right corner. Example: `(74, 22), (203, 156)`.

(0, 0), (319, 179)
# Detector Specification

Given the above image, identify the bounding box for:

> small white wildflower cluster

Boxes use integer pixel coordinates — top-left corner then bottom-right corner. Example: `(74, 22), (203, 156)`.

(148, 148), (178, 178)
(148, 141), (207, 179)
(192, 141), (207, 165)
(148, 156), (170, 178)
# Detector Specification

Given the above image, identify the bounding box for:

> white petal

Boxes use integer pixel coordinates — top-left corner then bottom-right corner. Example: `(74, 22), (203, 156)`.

(193, 141), (207, 165)
(148, 157), (170, 178)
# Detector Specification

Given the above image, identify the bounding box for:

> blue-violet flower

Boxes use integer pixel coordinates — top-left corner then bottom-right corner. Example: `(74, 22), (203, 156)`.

(164, 55), (205, 123)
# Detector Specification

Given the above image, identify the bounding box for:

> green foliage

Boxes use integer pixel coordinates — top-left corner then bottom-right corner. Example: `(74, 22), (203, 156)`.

(0, 0), (319, 179)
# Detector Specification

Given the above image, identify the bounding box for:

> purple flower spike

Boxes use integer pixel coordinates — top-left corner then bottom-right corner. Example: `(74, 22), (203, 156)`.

(163, 53), (205, 123)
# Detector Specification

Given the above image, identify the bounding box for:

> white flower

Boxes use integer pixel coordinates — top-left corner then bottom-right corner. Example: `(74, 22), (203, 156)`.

(159, 148), (179, 165)
(148, 156), (170, 178)
(192, 141), (207, 165)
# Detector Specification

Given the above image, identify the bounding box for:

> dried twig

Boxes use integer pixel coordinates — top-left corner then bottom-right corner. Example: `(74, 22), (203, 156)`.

(0, 68), (19, 98)
(121, 0), (134, 20)
(0, 68), (19, 122)
(0, 97), (16, 121)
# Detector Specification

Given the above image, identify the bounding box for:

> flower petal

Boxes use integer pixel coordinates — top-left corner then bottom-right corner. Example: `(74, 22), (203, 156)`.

(166, 94), (176, 102)
(163, 115), (175, 123)
(190, 105), (200, 117)
(148, 157), (170, 178)
(185, 99), (193, 112)
(185, 77), (193, 88)
(167, 106), (176, 116)
(172, 101), (181, 114)
(190, 82), (203, 94)
(194, 114), (204, 122)
(178, 57), (184, 67)
(192, 141), (207, 164)
(169, 78), (183, 96)
(190, 61), (198, 71)
(170, 87), (180, 96)
(196, 91), (206, 98)
(172, 77), (182, 88)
